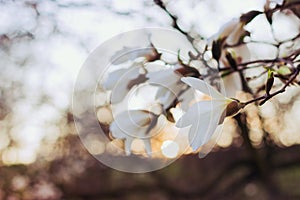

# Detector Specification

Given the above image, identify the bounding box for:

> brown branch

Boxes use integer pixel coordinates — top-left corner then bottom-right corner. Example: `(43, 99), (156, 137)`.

(242, 66), (299, 106)
(153, 0), (201, 46)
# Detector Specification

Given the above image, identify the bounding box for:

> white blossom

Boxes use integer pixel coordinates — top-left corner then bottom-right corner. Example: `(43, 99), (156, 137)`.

(146, 68), (183, 109)
(211, 18), (247, 46)
(103, 63), (144, 104)
(110, 110), (157, 155)
(176, 77), (240, 151)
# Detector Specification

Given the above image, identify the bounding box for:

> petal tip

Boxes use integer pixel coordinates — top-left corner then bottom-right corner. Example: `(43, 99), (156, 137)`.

(180, 77), (193, 84)
(191, 143), (200, 152)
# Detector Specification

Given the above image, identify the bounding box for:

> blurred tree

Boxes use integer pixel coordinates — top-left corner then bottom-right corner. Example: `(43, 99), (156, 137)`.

(0, 0), (300, 199)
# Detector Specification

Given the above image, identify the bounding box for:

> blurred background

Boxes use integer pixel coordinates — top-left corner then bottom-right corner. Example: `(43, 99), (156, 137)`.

(1, 0), (300, 199)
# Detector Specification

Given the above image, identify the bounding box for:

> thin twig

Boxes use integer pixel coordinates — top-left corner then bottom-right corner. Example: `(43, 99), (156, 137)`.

(242, 67), (299, 106)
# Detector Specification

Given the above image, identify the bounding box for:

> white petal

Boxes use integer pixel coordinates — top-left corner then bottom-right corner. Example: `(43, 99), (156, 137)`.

(176, 101), (214, 128)
(103, 68), (128, 90)
(208, 19), (238, 44)
(147, 69), (180, 87)
(177, 99), (227, 128)
(110, 110), (155, 156)
(110, 119), (142, 140)
(226, 23), (246, 45)
(143, 139), (152, 156)
(126, 110), (151, 127)
(104, 66), (141, 103)
(181, 77), (225, 99)
(110, 82), (130, 104)
(156, 87), (168, 99)
(221, 72), (242, 98)
(235, 45), (251, 62)
(124, 137), (134, 156)
(156, 87), (182, 109)
(188, 123), (202, 151)
(201, 106), (225, 145)
(178, 88), (195, 111)
(158, 89), (176, 109)
(110, 110), (150, 139)
(219, 19), (239, 39)
(110, 120), (126, 139)
(188, 103), (226, 151)
(147, 69), (183, 108)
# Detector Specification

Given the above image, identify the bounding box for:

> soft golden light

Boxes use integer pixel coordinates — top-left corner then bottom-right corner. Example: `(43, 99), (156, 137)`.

(106, 139), (124, 155)
(131, 138), (147, 155)
(97, 106), (113, 124)
(2, 147), (36, 165)
(89, 140), (106, 155)
(161, 140), (179, 158)
(2, 148), (18, 165)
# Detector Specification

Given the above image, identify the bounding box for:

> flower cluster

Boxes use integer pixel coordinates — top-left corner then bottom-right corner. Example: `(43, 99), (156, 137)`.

(100, 0), (300, 158)
(103, 54), (243, 156)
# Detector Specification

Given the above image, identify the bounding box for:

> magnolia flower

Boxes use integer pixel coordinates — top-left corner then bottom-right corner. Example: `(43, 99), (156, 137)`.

(110, 110), (158, 155)
(146, 68), (183, 109)
(176, 77), (242, 151)
(103, 63), (146, 104)
(147, 66), (200, 111)
(211, 18), (247, 46)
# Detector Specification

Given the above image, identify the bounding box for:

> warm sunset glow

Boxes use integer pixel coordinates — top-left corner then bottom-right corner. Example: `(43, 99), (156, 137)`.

(2, 147), (36, 165)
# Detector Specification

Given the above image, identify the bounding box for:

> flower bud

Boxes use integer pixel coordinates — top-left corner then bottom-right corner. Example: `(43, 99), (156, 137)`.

(225, 52), (237, 71)
(225, 100), (243, 117)
(240, 10), (262, 24)
(212, 40), (222, 61)
(266, 71), (274, 95)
